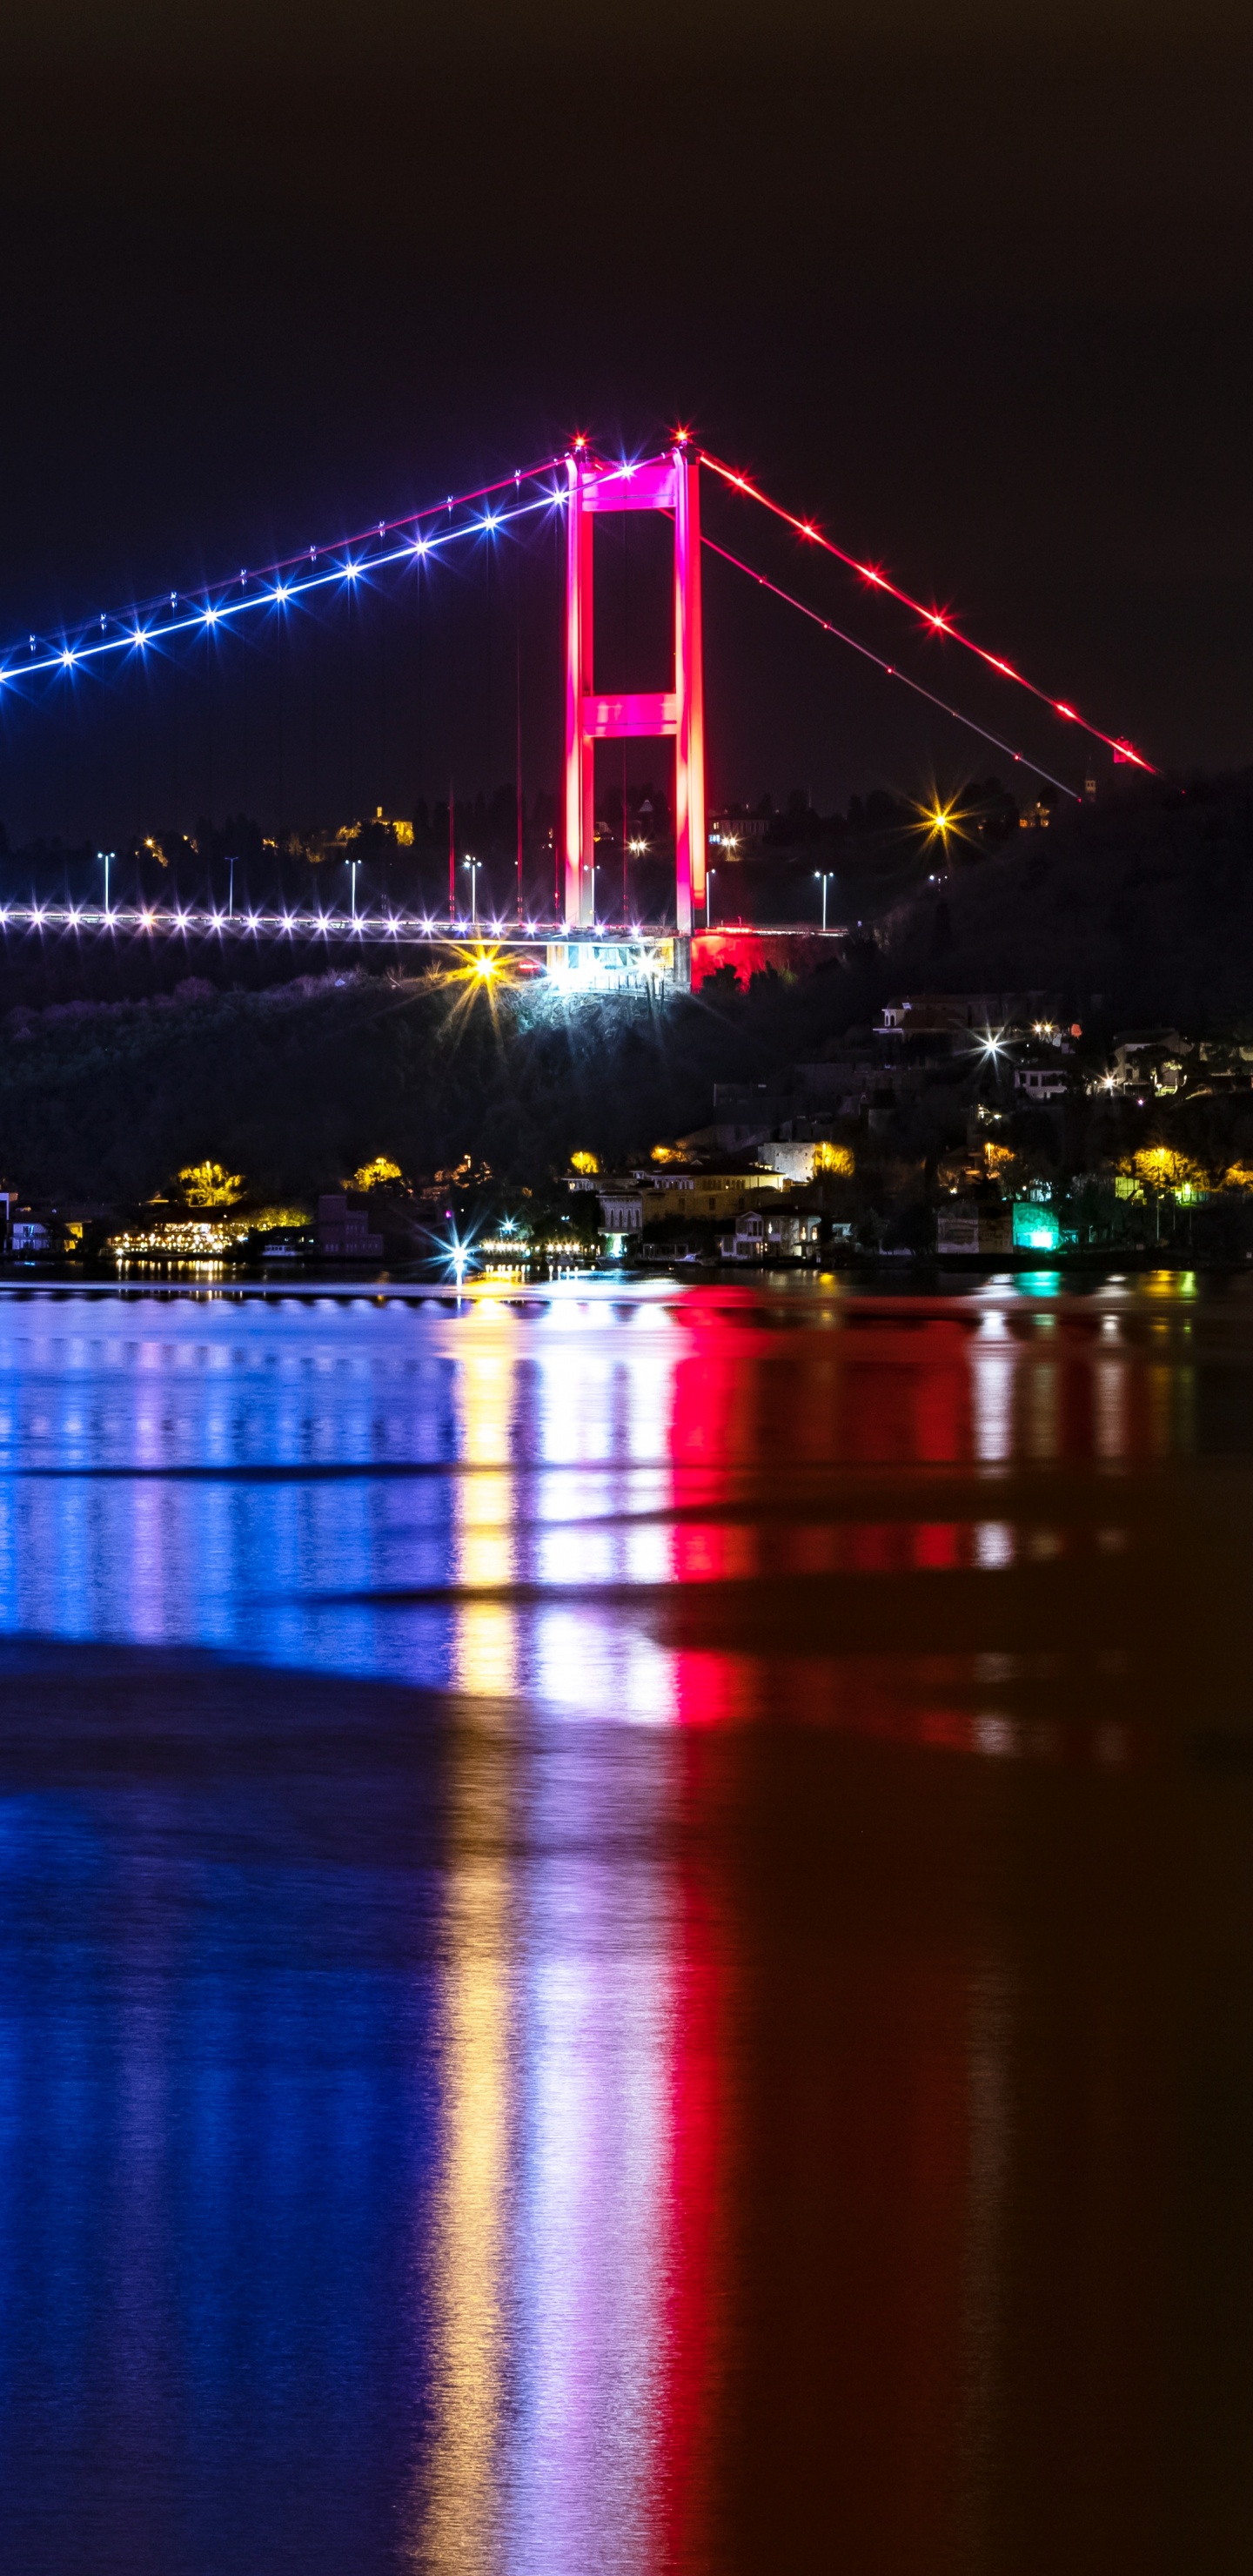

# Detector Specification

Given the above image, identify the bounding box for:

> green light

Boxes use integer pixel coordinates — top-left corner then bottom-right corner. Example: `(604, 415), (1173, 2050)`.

(1012, 1202), (1061, 1252)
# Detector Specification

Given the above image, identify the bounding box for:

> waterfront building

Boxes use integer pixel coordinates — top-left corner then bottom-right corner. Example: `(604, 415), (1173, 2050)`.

(316, 1194), (383, 1260)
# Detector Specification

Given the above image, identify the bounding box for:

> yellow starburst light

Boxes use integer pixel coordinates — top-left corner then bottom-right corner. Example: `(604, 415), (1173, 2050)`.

(912, 787), (979, 866)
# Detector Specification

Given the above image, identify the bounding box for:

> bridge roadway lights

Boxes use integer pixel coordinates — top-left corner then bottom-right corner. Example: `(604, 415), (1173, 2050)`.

(0, 905), (485, 946)
(0, 911), (841, 996)
(0, 908), (694, 989)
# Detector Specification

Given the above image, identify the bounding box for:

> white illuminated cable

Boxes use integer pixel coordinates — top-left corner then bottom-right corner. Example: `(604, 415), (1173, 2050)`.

(6, 466), (566, 684)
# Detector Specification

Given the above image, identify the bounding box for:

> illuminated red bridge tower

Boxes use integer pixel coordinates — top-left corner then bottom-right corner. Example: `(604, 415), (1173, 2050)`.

(564, 441), (706, 937)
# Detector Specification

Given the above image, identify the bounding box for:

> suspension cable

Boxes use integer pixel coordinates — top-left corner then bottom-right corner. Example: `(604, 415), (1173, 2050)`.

(3, 464), (566, 687)
(702, 535), (1080, 801)
(700, 448), (1151, 774)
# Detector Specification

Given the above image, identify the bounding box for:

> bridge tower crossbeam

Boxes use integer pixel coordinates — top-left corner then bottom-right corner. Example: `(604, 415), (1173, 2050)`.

(564, 444), (706, 936)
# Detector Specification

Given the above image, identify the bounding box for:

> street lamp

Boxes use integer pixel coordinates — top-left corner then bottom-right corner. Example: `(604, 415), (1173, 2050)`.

(626, 837), (647, 929)
(348, 858), (360, 918)
(707, 867), (716, 928)
(975, 1028), (1012, 1090)
(463, 856), (480, 923)
(226, 855), (238, 918)
(815, 869), (834, 931)
(97, 849), (114, 914)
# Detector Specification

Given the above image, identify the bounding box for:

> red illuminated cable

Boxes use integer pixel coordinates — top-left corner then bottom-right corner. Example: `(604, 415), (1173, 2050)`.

(702, 536), (1080, 800)
(700, 449), (1152, 774)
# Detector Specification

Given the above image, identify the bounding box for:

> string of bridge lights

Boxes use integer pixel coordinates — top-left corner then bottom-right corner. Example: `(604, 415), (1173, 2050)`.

(0, 456), (568, 687)
(700, 447), (1153, 774)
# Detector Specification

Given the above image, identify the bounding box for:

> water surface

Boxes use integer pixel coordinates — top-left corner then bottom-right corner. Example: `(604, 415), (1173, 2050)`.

(0, 1271), (1250, 2573)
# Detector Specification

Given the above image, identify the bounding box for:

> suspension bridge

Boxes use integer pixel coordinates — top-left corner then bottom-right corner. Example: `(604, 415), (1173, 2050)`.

(0, 429), (1149, 991)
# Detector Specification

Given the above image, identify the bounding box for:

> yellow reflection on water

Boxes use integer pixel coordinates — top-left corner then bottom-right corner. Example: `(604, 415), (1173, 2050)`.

(454, 1345), (519, 1701)
(1025, 1353), (1059, 1461)
(419, 1819), (512, 2573)
(417, 1336), (519, 2570)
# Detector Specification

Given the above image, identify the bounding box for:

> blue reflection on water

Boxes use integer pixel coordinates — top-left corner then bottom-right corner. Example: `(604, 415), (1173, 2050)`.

(0, 1290), (714, 2573)
(0, 1742), (446, 2572)
(0, 1291), (697, 1714)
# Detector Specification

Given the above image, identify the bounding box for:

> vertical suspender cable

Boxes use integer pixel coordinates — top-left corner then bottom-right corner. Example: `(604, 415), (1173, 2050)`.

(447, 570), (456, 921)
(514, 542), (524, 921)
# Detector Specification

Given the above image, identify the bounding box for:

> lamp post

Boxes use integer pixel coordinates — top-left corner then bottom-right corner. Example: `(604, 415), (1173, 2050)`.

(707, 867), (716, 928)
(815, 869), (833, 931)
(463, 856), (480, 924)
(622, 837), (646, 943)
(97, 849), (113, 914)
(226, 855), (238, 918)
(348, 858), (360, 919)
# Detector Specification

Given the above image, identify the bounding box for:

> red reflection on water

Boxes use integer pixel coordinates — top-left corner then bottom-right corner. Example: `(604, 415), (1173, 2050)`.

(639, 1294), (1153, 1768)
(720, 1935), (973, 2569)
(419, 1289), (1180, 2552)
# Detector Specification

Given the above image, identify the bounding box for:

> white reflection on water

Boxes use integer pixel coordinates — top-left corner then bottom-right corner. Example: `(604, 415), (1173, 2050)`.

(502, 1830), (674, 2574)
(971, 1318), (1013, 1465)
(0, 1281), (1205, 1727)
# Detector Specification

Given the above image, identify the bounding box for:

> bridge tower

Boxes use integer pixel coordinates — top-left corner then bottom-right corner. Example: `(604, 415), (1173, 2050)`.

(563, 441), (706, 937)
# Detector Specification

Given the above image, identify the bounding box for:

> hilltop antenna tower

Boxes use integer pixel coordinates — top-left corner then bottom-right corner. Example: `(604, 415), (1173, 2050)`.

(563, 439), (706, 938)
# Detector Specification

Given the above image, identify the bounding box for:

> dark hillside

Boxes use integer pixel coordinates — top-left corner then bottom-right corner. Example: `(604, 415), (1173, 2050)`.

(0, 969), (826, 1202)
(881, 775), (1253, 1029)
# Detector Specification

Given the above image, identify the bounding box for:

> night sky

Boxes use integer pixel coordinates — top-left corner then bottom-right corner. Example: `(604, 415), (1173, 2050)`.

(0, 0), (1249, 842)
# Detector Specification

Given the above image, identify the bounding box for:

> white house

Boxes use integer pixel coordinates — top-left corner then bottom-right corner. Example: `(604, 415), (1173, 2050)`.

(598, 1191), (643, 1235)
(725, 1202), (823, 1261)
(1015, 1063), (1069, 1102)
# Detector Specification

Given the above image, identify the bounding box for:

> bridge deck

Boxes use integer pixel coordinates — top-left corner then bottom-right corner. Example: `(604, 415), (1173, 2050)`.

(0, 909), (848, 948)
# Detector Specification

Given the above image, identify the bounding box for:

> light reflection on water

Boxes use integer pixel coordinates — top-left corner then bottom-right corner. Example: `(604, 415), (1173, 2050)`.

(0, 1277), (1205, 1737)
(0, 1275), (1250, 2572)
